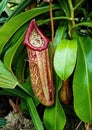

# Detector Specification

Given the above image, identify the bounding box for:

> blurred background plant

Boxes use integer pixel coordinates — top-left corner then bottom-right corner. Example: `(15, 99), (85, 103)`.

(0, 0), (92, 130)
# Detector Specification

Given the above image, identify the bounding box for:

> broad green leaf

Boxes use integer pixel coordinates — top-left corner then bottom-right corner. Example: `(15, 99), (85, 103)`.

(54, 39), (77, 80)
(0, 4), (59, 54)
(0, 60), (19, 89)
(44, 98), (66, 130)
(44, 78), (66, 130)
(73, 35), (92, 123)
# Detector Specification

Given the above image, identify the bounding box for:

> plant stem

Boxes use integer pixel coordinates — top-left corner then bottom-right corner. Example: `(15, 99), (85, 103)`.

(75, 121), (82, 130)
(68, 0), (75, 27)
(68, 0), (75, 38)
(49, 0), (54, 79)
(85, 123), (92, 130)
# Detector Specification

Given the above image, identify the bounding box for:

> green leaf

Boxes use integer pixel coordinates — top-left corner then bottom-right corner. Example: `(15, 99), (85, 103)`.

(44, 98), (66, 130)
(20, 98), (28, 112)
(26, 97), (44, 130)
(0, 81), (37, 99)
(54, 39), (77, 80)
(0, 60), (19, 89)
(4, 33), (24, 71)
(0, 4), (59, 54)
(14, 47), (27, 82)
(73, 35), (92, 123)
(44, 79), (66, 130)
(0, 0), (7, 15)
(72, 22), (92, 30)
(4, 5), (12, 17)
(0, 87), (28, 98)
(73, 0), (85, 10)
(54, 21), (68, 49)
(3, 24), (27, 80)
(8, 0), (36, 19)
(58, 0), (69, 16)
(0, 117), (6, 127)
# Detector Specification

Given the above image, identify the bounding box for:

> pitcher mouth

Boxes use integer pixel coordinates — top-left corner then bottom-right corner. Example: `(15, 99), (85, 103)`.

(29, 29), (45, 48)
(24, 19), (50, 51)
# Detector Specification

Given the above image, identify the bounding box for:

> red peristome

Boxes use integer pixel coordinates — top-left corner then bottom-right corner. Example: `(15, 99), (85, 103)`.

(24, 19), (50, 51)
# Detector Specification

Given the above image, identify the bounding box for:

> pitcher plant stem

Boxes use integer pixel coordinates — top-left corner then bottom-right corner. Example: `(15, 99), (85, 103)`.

(49, 0), (54, 78)
(68, 0), (75, 38)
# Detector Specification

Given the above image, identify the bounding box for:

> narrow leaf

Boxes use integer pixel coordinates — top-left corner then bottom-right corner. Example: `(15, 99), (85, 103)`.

(26, 97), (44, 130)
(0, 0), (7, 15)
(4, 33), (24, 71)
(0, 88), (28, 98)
(8, 0), (36, 19)
(58, 0), (69, 16)
(54, 21), (67, 49)
(0, 117), (6, 127)
(14, 48), (26, 82)
(72, 22), (92, 30)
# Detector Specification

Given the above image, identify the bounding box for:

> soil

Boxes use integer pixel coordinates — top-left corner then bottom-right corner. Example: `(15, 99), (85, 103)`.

(0, 110), (35, 130)
(0, 96), (35, 130)
(0, 96), (85, 130)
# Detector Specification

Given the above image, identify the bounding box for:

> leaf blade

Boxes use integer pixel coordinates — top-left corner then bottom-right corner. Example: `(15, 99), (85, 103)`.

(54, 39), (77, 80)
(4, 33), (24, 70)
(0, 0), (8, 15)
(0, 61), (19, 89)
(0, 4), (59, 54)
(44, 79), (66, 130)
(73, 35), (92, 122)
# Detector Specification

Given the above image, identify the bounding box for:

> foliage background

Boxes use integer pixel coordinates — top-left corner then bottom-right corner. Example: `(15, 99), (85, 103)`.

(0, 0), (92, 130)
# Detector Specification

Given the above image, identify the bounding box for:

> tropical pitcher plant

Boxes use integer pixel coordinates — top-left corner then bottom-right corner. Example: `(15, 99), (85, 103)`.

(24, 19), (54, 106)
(0, 0), (92, 130)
